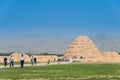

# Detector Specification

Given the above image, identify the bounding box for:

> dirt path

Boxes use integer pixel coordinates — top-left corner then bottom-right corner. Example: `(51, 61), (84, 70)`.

(0, 62), (71, 69)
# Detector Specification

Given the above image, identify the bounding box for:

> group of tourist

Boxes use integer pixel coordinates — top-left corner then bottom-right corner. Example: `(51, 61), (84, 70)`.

(30, 56), (37, 65)
(3, 54), (25, 68)
(2, 54), (61, 68)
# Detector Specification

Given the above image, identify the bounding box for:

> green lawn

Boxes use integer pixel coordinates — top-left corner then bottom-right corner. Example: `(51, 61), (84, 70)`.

(0, 63), (120, 80)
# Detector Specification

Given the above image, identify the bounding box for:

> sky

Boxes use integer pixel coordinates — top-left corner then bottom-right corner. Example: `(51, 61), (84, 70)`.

(0, 0), (120, 53)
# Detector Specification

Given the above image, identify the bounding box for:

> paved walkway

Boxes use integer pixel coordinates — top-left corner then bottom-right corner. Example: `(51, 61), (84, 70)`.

(0, 62), (71, 69)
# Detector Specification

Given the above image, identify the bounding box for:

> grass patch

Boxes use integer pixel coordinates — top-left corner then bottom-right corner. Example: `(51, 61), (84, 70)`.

(0, 63), (120, 80)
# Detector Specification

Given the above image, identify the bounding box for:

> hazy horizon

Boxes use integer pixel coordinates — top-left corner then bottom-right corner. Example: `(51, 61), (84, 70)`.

(0, 0), (120, 53)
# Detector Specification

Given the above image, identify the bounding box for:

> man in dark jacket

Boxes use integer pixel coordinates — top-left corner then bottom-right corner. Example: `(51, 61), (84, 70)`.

(4, 56), (7, 67)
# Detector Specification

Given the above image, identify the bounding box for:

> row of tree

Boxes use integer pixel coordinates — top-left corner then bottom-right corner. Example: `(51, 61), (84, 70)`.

(0, 52), (64, 57)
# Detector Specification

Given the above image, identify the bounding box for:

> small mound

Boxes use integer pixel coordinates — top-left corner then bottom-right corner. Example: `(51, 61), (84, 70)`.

(9, 53), (30, 62)
(102, 52), (120, 62)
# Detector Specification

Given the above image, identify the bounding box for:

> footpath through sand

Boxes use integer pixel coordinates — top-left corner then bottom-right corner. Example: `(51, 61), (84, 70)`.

(0, 62), (71, 69)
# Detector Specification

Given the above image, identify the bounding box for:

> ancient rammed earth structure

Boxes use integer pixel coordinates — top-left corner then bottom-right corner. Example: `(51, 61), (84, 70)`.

(32, 55), (57, 62)
(9, 53), (30, 62)
(64, 36), (120, 62)
(102, 52), (120, 62)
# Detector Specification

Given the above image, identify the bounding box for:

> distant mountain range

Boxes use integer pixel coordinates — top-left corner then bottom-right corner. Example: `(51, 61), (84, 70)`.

(0, 35), (73, 54)
(0, 34), (120, 54)
(89, 34), (120, 53)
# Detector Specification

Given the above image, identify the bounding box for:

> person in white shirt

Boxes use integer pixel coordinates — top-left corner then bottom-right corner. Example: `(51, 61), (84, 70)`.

(9, 55), (14, 67)
(20, 54), (24, 68)
(31, 56), (35, 66)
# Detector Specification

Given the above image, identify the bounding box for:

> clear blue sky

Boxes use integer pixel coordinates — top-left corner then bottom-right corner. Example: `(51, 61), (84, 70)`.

(0, 0), (120, 38)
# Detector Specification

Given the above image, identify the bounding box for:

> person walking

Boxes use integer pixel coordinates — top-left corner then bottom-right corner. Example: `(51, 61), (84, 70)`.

(9, 56), (14, 67)
(31, 56), (34, 66)
(47, 59), (50, 64)
(20, 54), (24, 68)
(3, 56), (7, 67)
(34, 57), (37, 65)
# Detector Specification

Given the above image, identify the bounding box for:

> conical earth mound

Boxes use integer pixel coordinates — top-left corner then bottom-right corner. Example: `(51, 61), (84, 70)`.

(64, 36), (103, 62)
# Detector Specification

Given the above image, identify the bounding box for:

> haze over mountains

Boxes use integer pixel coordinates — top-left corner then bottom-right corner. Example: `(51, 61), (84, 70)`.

(0, 34), (120, 54)
(90, 34), (120, 53)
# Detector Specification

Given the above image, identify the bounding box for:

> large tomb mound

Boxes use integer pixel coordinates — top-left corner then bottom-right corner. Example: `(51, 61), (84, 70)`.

(64, 36), (103, 62)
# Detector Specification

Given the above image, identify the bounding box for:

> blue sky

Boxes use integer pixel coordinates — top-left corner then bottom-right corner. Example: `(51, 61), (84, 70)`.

(0, 0), (120, 38)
